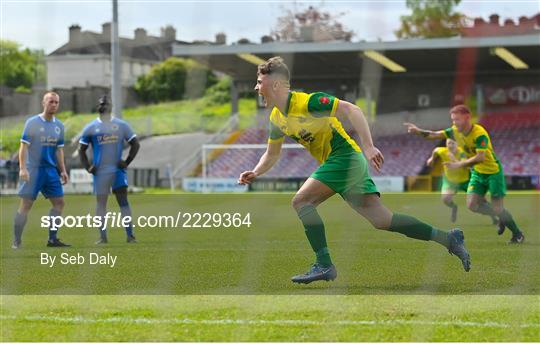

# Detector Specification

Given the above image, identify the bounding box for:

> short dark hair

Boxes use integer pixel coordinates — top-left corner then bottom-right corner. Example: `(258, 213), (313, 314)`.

(450, 104), (472, 116)
(257, 56), (290, 81)
(97, 95), (109, 114)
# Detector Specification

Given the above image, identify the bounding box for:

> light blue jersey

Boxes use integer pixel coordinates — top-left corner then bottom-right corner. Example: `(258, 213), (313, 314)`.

(79, 117), (136, 174)
(18, 114), (64, 199)
(20, 114), (65, 168)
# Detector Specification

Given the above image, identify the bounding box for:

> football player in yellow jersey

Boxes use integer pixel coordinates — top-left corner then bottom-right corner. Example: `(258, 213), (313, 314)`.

(427, 138), (497, 224)
(405, 105), (524, 244)
(238, 57), (471, 284)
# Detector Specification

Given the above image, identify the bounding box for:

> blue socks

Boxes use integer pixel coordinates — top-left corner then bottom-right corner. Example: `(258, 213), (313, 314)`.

(48, 208), (62, 241)
(13, 212), (28, 242)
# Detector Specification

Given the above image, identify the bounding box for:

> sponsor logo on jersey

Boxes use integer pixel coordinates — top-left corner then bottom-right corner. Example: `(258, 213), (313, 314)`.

(97, 134), (119, 144)
(40, 136), (58, 146)
(298, 129), (315, 143)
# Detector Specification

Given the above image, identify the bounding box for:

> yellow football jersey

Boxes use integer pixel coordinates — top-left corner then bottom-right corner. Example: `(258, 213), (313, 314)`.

(434, 147), (470, 183)
(443, 124), (500, 174)
(268, 91), (361, 163)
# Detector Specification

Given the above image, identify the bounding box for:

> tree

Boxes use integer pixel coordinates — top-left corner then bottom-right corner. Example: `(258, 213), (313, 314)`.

(0, 40), (45, 90)
(271, 4), (354, 42)
(134, 57), (216, 103)
(204, 76), (231, 104)
(396, 0), (468, 39)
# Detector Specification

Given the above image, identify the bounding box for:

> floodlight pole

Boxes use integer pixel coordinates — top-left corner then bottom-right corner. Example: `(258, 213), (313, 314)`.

(476, 85), (484, 116)
(111, 0), (122, 118)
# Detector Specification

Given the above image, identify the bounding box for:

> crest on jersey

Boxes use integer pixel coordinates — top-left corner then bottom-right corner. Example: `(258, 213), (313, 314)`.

(112, 124), (119, 131)
(54, 126), (61, 134)
(319, 96), (330, 105)
(40, 127), (45, 132)
(477, 135), (489, 149)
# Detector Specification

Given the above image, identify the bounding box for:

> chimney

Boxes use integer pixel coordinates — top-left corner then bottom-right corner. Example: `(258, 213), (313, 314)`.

(504, 19), (515, 26)
(161, 25), (176, 41)
(473, 17), (485, 27)
(102, 22), (111, 40)
(489, 14), (500, 25)
(134, 28), (147, 44)
(215, 32), (226, 44)
(69, 24), (81, 45)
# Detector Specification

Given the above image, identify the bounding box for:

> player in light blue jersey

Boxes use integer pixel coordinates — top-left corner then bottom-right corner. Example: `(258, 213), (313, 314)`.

(12, 92), (70, 248)
(79, 96), (140, 243)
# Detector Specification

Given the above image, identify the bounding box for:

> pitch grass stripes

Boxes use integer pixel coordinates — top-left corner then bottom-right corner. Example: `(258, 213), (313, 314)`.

(1, 315), (538, 329)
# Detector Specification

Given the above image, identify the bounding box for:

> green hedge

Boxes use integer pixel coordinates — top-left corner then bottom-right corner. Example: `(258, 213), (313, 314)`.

(0, 98), (256, 159)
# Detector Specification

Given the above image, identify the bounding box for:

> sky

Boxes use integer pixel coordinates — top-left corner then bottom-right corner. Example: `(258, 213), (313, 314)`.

(1, 0), (538, 53)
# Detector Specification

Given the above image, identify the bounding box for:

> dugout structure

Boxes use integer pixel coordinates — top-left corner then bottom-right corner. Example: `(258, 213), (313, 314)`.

(172, 34), (539, 116)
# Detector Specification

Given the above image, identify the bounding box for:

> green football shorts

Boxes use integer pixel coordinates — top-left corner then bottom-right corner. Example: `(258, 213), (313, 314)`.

(310, 150), (379, 197)
(467, 166), (506, 198)
(441, 176), (469, 193)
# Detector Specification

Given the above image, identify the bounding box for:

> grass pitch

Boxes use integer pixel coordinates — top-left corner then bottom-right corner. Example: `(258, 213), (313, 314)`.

(1, 192), (539, 341)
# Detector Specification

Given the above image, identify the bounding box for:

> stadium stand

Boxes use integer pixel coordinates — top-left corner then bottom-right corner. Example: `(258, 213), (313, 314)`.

(205, 126), (434, 178)
(480, 107), (540, 176)
(205, 106), (539, 178)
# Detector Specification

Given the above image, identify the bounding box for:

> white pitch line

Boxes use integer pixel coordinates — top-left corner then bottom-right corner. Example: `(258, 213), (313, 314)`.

(0, 315), (538, 329)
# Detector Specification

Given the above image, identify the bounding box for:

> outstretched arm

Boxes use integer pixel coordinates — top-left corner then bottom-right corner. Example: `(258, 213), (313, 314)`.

(335, 100), (384, 172)
(238, 140), (282, 185)
(404, 122), (446, 140)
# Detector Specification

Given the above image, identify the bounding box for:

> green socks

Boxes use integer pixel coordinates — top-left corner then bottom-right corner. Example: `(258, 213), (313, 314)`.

(477, 201), (496, 216)
(390, 213), (449, 248)
(499, 209), (521, 235)
(296, 209), (456, 266)
(297, 205), (333, 267)
(430, 228), (450, 248)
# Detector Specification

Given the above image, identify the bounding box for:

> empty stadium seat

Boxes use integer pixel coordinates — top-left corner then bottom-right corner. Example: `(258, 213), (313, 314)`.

(205, 109), (539, 178)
